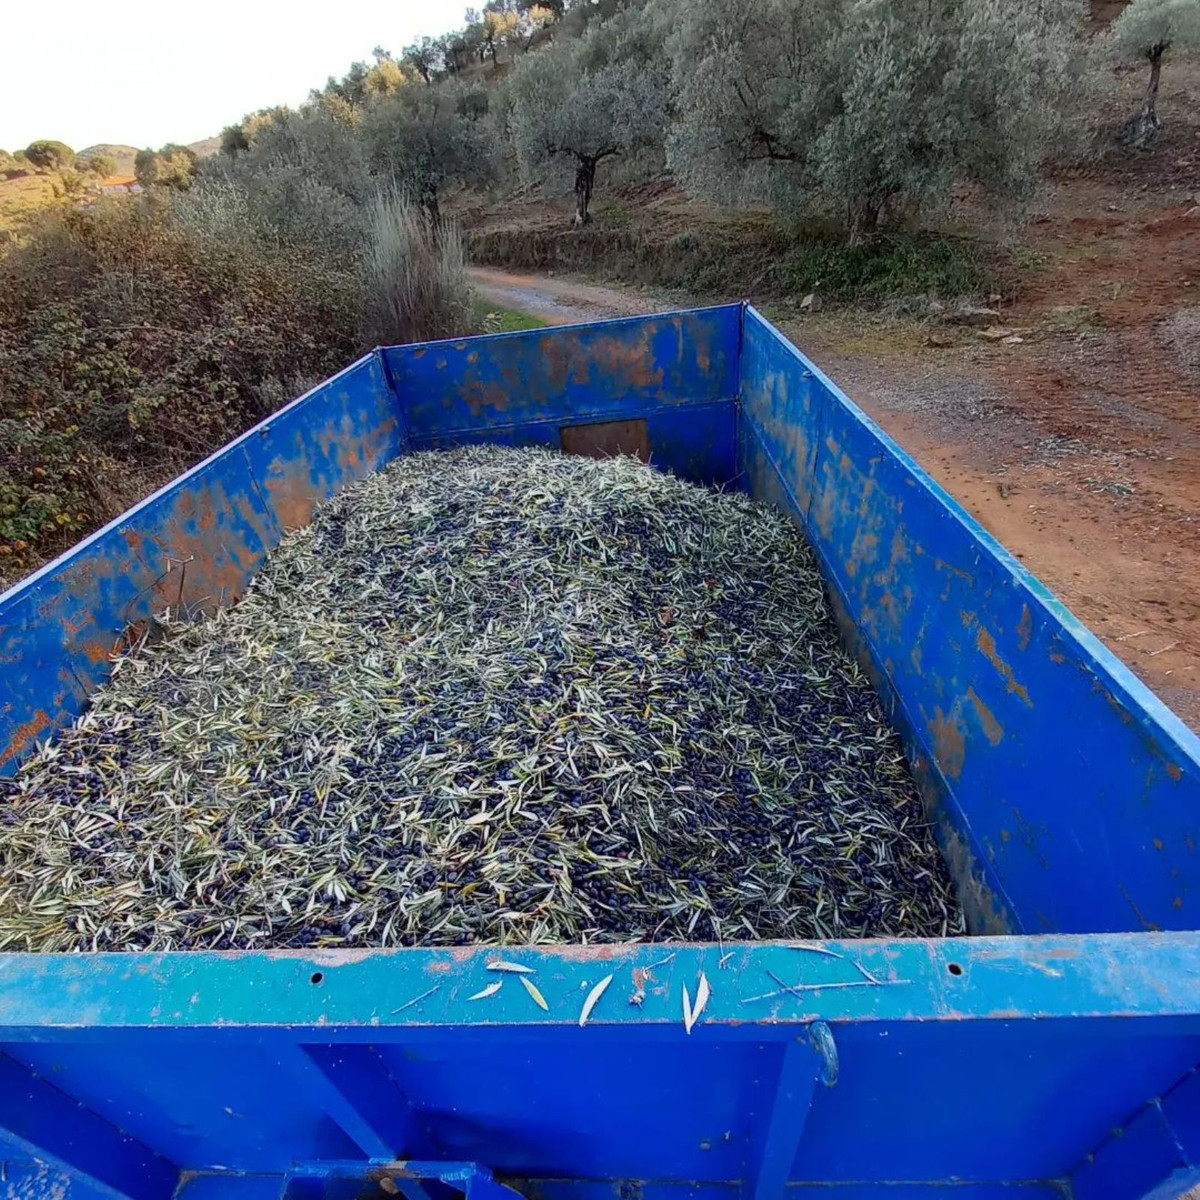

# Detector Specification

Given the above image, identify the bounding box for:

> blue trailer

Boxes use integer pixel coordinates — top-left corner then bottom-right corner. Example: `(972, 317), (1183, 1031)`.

(1, 304), (1199, 1200)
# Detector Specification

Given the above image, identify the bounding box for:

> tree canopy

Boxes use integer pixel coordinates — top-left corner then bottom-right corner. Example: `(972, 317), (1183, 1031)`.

(402, 36), (440, 83)
(24, 141), (75, 171)
(1112, 0), (1200, 59)
(157, 0), (1132, 247)
(135, 144), (198, 190)
(360, 84), (495, 221)
(659, 0), (1088, 238)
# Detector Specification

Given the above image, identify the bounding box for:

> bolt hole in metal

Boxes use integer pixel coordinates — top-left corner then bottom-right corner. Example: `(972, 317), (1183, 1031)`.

(310, 972), (324, 985)
(947, 963), (964, 977)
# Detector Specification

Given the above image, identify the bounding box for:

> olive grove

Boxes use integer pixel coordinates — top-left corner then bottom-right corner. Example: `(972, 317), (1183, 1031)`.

(659, 0), (1090, 239)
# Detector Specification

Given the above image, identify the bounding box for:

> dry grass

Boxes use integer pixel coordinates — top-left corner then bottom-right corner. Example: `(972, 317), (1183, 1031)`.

(363, 191), (474, 347)
(0, 173), (63, 237)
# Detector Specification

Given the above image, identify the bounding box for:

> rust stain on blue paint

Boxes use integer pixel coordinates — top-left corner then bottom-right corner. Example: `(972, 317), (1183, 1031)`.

(961, 611), (1033, 707)
(967, 687), (1005, 746)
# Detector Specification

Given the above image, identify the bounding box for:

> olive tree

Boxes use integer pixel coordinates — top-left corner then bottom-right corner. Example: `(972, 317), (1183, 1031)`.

(505, 9), (668, 225)
(360, 85), (495, 223)
(220, 124), (251, 158)
(134, 144), (197, 190)
(660, 0), (1088, 240)
(80, 153), (117, 176)
(203, 105), (373, 255)
(520, 0), (563, 18)
(365, 52), (410, 96)
(466, 2), (521, 67)
(1111, 0), (1200, 148)
(24, 140), (74, 171)
(402, 37), (440, 83)
(244, 106), (372, 201)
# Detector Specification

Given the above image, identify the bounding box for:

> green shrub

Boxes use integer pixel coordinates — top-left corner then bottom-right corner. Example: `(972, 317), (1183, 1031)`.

(0, 197), (360, 572)
(78, 153), (117, 177)
(24, 140), (74, 171)
(134, 144), (197, 190)
(780, 233), (991, 300)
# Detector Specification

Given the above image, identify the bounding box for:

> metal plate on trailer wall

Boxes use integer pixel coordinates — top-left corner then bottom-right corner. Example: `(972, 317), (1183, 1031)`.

(738, 304), (1200, 936)
(560, 418), (650, 462)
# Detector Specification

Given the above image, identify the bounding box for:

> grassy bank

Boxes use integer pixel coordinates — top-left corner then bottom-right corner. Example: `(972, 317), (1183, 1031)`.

(466, 202), (1000, 306)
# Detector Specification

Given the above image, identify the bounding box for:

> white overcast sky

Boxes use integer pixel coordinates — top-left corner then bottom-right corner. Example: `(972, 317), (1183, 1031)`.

(1, 0), (463, 152)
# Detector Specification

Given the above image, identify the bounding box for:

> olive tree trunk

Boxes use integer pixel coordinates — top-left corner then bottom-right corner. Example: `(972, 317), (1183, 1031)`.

(1122, 45), (1166, 150)
(573, 158), (596, 227)
(421, 186), (442, 229)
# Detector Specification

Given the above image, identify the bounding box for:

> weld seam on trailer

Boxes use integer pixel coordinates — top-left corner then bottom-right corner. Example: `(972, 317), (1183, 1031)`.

(241, 446), (286, 550)
(235, 439), (286, 563)
(376, 346), (414, 455)
(1069, 1062), (1200, 1200)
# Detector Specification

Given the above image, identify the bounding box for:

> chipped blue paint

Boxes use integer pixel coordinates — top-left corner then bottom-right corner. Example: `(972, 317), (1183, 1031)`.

(384, 308), (740, 442)
(739, 305), (1200, 937)
(2, 306), (1200, 1198)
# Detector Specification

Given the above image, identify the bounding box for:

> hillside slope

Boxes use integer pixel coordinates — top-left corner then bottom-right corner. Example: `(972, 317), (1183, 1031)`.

(188, 136), (220, 158)
(77, 144), (138, 174)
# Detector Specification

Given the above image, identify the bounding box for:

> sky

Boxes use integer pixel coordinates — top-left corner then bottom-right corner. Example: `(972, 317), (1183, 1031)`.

(1, 0), (464, 153)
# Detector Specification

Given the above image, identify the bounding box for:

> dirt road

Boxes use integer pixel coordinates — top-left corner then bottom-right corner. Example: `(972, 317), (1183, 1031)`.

(469, 262), (1200, 730)
(471, 266), (662, 324)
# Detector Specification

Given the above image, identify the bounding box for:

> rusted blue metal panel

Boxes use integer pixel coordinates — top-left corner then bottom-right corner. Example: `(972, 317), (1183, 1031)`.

(0, 354), (401, 775)
(385, 308), (741, 487)
(738, 305), (1200, 937)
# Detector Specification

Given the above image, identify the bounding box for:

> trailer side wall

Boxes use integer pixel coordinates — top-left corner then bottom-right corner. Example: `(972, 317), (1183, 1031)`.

(737, 305), (1200, 935)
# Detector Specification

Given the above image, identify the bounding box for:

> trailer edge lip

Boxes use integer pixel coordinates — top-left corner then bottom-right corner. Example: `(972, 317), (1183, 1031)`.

(1, 932), (1198, 1031)
(378, 301), (747, 352)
